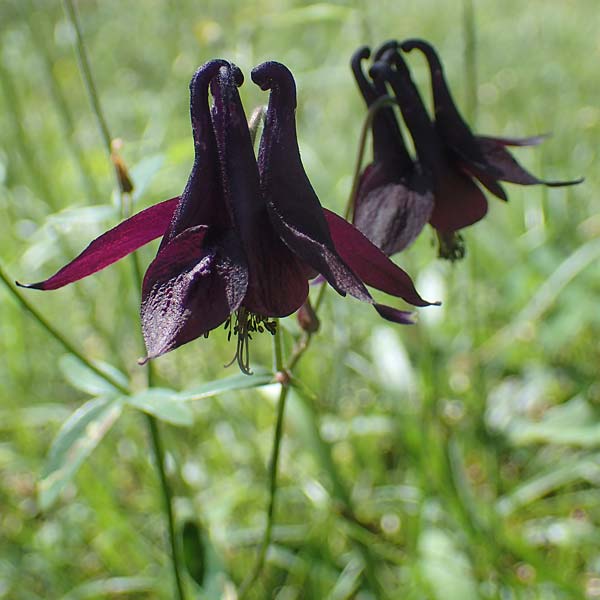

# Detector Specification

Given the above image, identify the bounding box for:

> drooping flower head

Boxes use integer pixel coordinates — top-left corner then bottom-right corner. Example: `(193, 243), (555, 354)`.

(350, 46), (434, 256)
(369, 44), (489, 258)
(350, 39), (582, 260)
(400, 38), (582, 200)
(20, 59), (436, 372)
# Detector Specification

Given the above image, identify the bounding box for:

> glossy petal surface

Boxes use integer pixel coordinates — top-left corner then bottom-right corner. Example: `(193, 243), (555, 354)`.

(22, 197), (178, 290)
(324, 208), (436, 307)
(141, 226), (248, 359)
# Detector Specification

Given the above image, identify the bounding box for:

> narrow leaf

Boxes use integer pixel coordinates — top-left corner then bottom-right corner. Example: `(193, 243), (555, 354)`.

(39, 397), (123, 510)
(125, 388), (194, 426)
(177, 371), (273, 402)
(59, 354), (128, 395)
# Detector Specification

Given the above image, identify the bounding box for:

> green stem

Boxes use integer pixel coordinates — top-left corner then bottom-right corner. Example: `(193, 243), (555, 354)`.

(0, 264), (129, 395)
(62, 0), (113, 155)
(145, 412), (187, 600)
(238, 378), (290, 598)
(462, 0), (478, 124)
(25, 0), (100, 202)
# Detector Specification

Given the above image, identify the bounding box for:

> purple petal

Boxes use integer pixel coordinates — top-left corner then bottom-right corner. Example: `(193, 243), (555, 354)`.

(211, 63), (309, 317)
(20, 197), (178, 291)
(141, 226), (248, 360)
(476, 137), (583, 187)
(252, 61), (375, 305)
(351, 46), (413, 169)
(401, 39), (496, 175)
(374, 303), (415, 325)
(323, 208), (437, 308)
(480, 134), (548, 147)
(163, 60), (232, 245)
(354, 162), (434, 255)
(428, 165), (489, 232)
(459, 161), (508, 201)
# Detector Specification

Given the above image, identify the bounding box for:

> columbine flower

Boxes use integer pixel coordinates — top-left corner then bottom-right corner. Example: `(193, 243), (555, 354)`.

(370, 45), (489, 259)
(20, 59), (434, 372)
(350, 46), (434, 256)
(400, 38), (582, 202)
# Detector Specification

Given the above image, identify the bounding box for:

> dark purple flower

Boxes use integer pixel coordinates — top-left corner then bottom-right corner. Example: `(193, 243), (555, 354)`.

(400, 38), (582, 203)
(20, 60), (435, 371)
(369, 45), (489, 259)
(350, 46), (434, 256)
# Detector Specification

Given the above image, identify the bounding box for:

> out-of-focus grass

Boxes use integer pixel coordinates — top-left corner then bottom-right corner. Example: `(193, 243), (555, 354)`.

(1, 0), (599, 598)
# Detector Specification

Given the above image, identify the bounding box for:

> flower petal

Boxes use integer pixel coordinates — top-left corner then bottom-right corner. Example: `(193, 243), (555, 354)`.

(211, 63), (309, 317)
(19, 197), (178, 290)
(252, 61), (376, 304)
(481, 134), (548, 147)
(163, 60), (232, 245)
(323, 208), (437, 308)
(475, 136), (583, 187)
(400, 39), (497, 176)
(351, 46), (413, 168)
(428, 166), (489, 232)
(141, 226), (248, 360)
(374, 303), (415, 324)
(354, 162), (434, 255)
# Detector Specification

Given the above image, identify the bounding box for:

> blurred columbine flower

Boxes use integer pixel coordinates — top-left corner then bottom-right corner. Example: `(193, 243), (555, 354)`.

(401, 38), (582, 202)
(353, 39), (582, 260)
(20, 60), (435, 372)
(350, 46), (434, 256)
(371, 45), (488, 260)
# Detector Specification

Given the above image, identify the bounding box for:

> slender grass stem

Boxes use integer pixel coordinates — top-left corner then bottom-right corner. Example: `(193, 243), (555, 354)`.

(145, 411), (187, 600)
(62, 0), (112, 155)
(0, 264), (129, 395)
(462, 0), (478, 124)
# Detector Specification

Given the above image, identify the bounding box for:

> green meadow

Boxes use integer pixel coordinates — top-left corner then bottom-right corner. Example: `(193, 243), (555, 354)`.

(1, 0), (599, 598)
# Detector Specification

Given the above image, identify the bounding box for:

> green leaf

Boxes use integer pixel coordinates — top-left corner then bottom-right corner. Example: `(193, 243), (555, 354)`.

(177, 371), (273, 402)
(125, 388), (194, 426)
(39, 397), (123, 510)
(59, 354), (128, 396)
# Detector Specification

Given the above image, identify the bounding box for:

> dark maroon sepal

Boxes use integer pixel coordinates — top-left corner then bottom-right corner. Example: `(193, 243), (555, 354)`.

(19, 197), (178, 291)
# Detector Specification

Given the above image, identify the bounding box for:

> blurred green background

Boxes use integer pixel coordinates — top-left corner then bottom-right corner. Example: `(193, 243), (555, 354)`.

(1, 0), (599, 598)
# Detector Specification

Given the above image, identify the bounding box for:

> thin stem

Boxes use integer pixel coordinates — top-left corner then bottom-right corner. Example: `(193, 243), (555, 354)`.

(0, 264), (129, 395)
(145, 412), (187, 600)
(346, 95), (397, 220)
(25, 0), (100, 202)
(272, 319), (284, 373)
(62, 0), (113, 155)
(462, 0), (478, 124)
(238, 96), (395, 595)
(286, 282), (327, 372)
(238, 381), (290, 598)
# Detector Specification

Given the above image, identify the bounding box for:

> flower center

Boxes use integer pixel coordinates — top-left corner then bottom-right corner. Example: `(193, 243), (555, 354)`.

(224, 307), (277, 374)
(437, 231), (466, 261)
